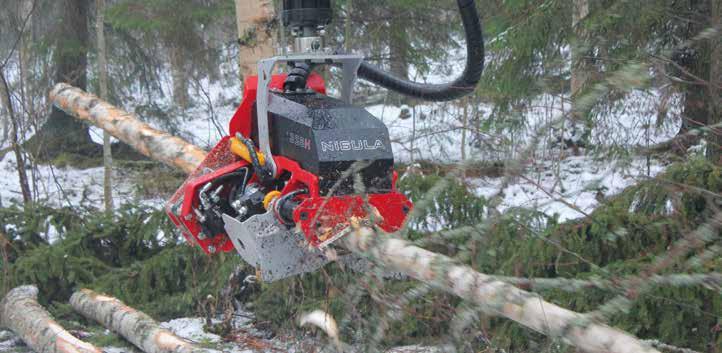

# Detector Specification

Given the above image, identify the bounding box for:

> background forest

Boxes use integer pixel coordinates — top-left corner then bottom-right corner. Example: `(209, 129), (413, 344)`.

(0, 0), (721, 352)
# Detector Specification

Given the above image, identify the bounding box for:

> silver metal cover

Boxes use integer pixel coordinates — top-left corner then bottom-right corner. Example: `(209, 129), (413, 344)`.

(222, 213), (331, 282)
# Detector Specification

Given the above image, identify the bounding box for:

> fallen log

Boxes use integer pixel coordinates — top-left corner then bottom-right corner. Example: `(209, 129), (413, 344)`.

(51, 83), (661, 353)
(49, 83), (207, 174)
(70, 289), (214, 353)
(0, 286), (102, 353)
(341, 228), (658, 353)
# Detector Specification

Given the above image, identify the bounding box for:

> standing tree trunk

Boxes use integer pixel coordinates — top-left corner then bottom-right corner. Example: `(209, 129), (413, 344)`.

(388, 13), (411, 106)
(96, 0), (113, 212)
(461, 98), (469, 164)
(570, 0), (590, 101)
(0, 286), (103, 353)
(569, 0), (591, 154)
(234, 0), (276, 84)
(345, 0), (354, 52)
(70, 289), (214, 353)
(17, 0), (34, 142)
(168, 44), (190, 109)
(32, 0), (97, 159)
(708, 0), (721, 164)
(0, 71), (32, 205)
(675, 0), (712, 152)
(388, 19), (410, 81)
(0, 75), (7, 144)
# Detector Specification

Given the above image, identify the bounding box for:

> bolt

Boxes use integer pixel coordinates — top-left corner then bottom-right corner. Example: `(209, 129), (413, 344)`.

(194, 208), (207, 222)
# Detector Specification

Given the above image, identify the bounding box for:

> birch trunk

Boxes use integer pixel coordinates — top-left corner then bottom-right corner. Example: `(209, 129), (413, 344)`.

(50, 84), (661, 353)
(339, 228), (659, 353)
(460, 98), (468, 164)
(49, 83), (206, 174)
(234, 0), (276, 82)
(0, 286), (102, 353)
(1, 71), (32, 204)
(570, 0), (590, 97)
(568, 0), (591, 154)
(169, 44), (190, 109)
(0, 85), (6, 144)
(17, 0), (33, 143)
(708, 0), (721, 164)
(344, 0), (353, 52)
(38, 0), (96, 156)
(70, 289), (213, 353)
(96, 0), (113, 213)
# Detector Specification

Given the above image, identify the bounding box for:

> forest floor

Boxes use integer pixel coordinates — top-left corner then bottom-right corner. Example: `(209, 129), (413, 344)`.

(0, 103), (672, 222)
(0, 78), (688, 351)
(0, 311), (440, 353)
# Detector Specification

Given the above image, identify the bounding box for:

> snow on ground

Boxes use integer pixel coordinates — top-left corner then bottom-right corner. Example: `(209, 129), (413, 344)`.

(0, 331), (25, 353)
(0, 312), (442, 353)
(158, 313), (442, 353)
(161, 318), (224, 344)
(0, 151), (141, 210)
(369, 91), (680, 164)
(471, 155), (666, 222)
(0, 49), (682, 223)
(0, 88), (677, 350)
(0, 79), (236, 211)
(0, 80), (677, 225)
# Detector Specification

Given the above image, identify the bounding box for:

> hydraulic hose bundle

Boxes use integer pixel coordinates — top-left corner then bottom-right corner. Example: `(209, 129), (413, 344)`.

(357, 0), (485, 102)
(284, 0), (485, 102)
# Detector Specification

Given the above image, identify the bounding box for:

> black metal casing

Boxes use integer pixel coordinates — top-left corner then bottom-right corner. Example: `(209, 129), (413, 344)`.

(282, 0), (333, 29)
(253, 92), (394, 195)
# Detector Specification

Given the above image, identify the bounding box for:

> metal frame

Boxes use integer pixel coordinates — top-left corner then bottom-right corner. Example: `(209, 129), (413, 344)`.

(256, 54), (364, 176)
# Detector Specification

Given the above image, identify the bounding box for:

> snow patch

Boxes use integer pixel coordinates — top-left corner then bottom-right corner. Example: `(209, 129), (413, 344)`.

(160, 318), (221, 343)
(472, 156), (665, 222)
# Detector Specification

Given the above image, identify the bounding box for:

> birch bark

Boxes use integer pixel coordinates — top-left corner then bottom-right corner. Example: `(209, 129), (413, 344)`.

(0, 286), (102, 353)
(49, 84), (206, 174)
(70, 289), (215, 353)
(96, 0), (113, 212)
(51, 84), (662, 353)
(234, 0), (276, 83)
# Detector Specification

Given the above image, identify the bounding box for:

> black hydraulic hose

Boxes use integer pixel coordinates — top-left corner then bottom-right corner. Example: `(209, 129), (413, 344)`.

(284, 62), (313, 91)
(356, 0), (484, 102)
(237, 135), (273, 184)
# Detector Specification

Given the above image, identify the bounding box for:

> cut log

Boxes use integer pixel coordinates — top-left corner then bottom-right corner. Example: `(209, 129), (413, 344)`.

(49, 83), (207, 174)
(70, 289), (214, 353)
(0, 286), (102, 353)
(51, 84), (661, 353)
(340, 228), (658, 353)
